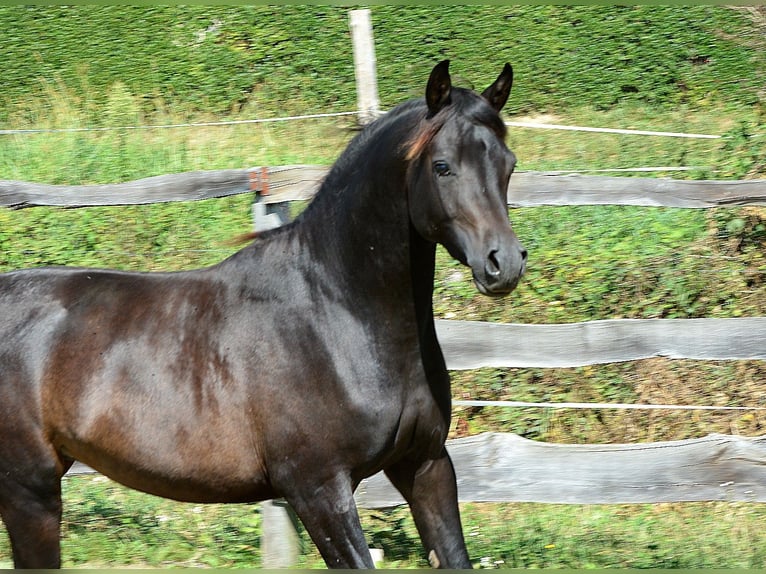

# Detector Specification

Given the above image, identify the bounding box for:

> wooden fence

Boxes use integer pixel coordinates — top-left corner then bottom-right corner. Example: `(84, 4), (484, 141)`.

(3, 167), (766, 209)
(4, 165), (765, 565)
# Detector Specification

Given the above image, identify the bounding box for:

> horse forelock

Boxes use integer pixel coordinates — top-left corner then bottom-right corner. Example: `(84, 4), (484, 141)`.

(402, 88), (507, 162)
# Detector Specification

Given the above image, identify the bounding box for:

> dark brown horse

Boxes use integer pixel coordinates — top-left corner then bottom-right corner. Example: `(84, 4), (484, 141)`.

(0, 61), (525, 568)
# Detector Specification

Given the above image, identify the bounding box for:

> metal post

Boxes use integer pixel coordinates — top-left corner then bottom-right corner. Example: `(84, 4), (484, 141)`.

(250, 167), (290, 232)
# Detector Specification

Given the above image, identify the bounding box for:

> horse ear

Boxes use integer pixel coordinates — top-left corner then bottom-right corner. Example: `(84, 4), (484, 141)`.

(426, 60), (452, 117)
(482, 63), (514, 112)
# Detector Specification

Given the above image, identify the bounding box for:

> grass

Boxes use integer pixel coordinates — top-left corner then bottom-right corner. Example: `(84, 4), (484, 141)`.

(5, 476), (766, 568)
(506, 103), (751, 175)
(1, 91), (765, 567)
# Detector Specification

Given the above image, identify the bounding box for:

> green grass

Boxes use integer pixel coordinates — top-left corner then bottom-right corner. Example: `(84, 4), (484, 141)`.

(506, 103), (756, 175)
(4, 477), (766, 568)
(2, 7), (763, 119)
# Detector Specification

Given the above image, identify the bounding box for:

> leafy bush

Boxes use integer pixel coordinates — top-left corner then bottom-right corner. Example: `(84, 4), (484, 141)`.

(1, 6), (763, 123)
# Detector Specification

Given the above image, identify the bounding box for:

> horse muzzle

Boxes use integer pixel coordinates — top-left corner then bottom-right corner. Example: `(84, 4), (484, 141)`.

(470, 241), (527, 297)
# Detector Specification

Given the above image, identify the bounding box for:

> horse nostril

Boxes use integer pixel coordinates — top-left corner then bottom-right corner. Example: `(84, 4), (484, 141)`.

(487, 249), (501, 276)
(520, 247), (528, 262)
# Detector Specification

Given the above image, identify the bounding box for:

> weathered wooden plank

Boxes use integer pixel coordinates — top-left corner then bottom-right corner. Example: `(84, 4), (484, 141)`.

(67, 461), (97, 475)
(56, 316), (766, 377)
(0, 169), (251, 208)
(0, 165), (326, 209)
(355, 432), (766, 506)
(69, 433), (766, 506)
(3, 167), (765, 209)
(508, 172), (766, 208)
(436, 317), (766, 369)
(255, 165), (327, 204)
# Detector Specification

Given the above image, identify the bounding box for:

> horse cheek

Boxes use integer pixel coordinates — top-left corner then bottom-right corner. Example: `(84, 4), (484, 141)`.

(408, 176), (442, 243)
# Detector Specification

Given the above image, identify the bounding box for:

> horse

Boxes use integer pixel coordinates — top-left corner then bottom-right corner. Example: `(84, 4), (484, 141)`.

(0, 60), (526, 569)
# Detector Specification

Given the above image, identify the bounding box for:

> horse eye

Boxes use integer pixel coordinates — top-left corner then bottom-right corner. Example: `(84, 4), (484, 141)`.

(433, 160), (452, 177)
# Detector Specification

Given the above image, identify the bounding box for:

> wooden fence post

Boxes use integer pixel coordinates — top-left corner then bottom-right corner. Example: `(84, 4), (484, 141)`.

(349, 9), (380, 125)
(260, 499), (300, 568)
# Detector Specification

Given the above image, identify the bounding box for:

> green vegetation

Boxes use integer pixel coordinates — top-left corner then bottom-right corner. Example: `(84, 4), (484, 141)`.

(5, 477), (766, 568)
(3, 474), (766, 568)
(1, 5), (766, 569)
(1, 6), (764, 121)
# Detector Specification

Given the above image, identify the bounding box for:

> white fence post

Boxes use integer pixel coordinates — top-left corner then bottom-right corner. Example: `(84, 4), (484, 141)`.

(349, 9), (380, 125)
(261, 499), (300, 568)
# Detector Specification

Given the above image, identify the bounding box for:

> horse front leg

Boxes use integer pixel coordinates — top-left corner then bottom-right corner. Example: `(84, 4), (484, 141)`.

(283, 473), (375, 569)
(0, 480), (63, 568)
(385, 448), (472, 569)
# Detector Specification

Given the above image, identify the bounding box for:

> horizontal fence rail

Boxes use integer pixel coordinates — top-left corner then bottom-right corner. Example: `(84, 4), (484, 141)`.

(0, 166), (325, 209)
(357, 432), (766, 506)
(2, 167), (766, 209)
(437, 317), (766, 369)
(66, 432), (766, 505)
(509, 172), (766, 208)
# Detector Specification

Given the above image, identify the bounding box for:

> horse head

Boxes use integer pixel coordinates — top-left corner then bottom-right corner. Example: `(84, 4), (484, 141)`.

(406, 60), (527, 297)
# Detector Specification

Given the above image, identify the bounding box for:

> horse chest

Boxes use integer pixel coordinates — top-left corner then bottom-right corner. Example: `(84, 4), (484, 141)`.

(247, 311), (448, 471)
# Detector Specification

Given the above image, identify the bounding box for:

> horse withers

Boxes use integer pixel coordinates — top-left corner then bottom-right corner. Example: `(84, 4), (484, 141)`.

(0, 60), (526, 568)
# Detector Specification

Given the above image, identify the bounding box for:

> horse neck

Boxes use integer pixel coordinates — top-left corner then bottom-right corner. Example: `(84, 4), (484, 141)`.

(297, 109), (433, 310)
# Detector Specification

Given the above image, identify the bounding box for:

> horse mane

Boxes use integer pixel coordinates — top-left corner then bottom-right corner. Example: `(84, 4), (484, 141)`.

(229, 87), (507, 245)
(227, 231), (261, 246)
(403, 111), (445, 162)
(403, 87), (508, 162)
